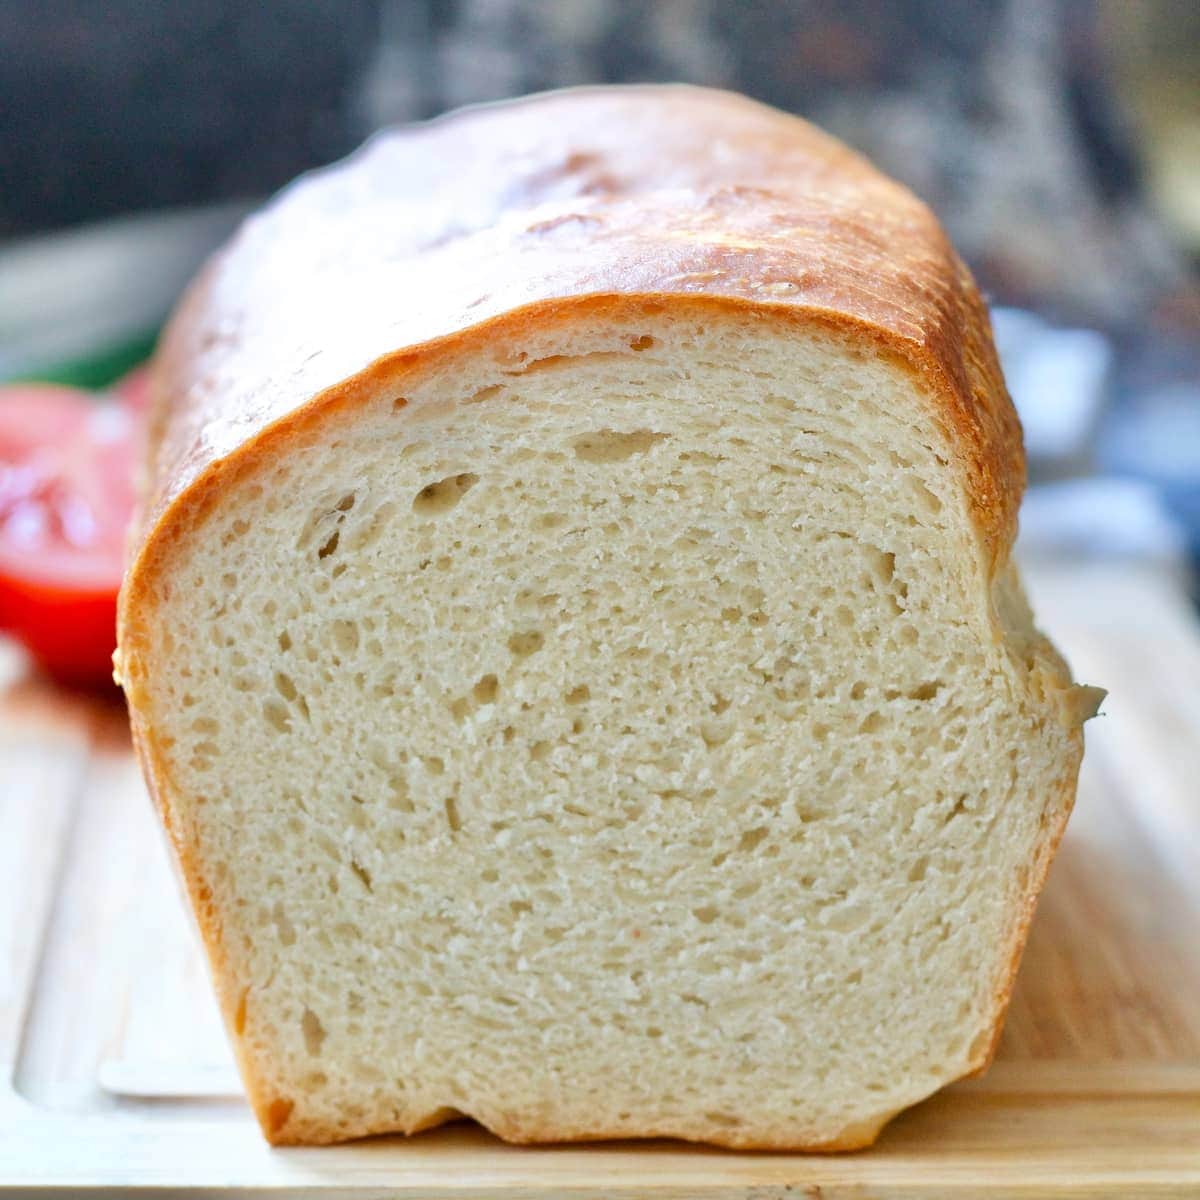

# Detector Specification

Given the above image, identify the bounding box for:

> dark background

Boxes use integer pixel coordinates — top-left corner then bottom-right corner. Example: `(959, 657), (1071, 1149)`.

(2, 0), (1197, 323)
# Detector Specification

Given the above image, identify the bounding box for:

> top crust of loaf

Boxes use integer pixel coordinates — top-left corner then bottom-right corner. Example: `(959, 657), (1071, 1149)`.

(125, 84), (1021, 586)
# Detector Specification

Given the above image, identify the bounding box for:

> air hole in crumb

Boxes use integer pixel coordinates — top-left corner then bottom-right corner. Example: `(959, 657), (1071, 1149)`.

(630, 335), (655, 351)
(824, 902), (869, 933)
(413, 473), (479, 516)
(530, 741), (551, 762)
(277, 630), (292, 653)
(693, 905), (720, 924)
(737, 827), (769, 853)
(565, 684), (590, 705)
(908, 681), (942, 701)
(850, 681), (867, 701)
(333, 620), (359, 654)
(571, 429), (668, 464)
(473, 674), (499, 704)
(863, 547), (896, 589)
(859, 711), (885, 734)
(350, 859), (373, 892)
(444, 795), (462, 832)
(301, 1008), (326, 1055)
(317, 529), (340, 559)
(190, 741), (218, 767)
(272, 902), (296, 946)
(705, 1111), (742, 1127)
(465, 384), (504, 405)
(908, 856), (929, 883)
(274, 672), (298, 702)
(700, 721), (730, 748)
(912, 480), (943, 515)
(392, 396), (408, 412)
(263, 699), (292, 734)
(387, 772), (413, 812)
(424, 756), (445, 776)
(508, 630), (544, 657)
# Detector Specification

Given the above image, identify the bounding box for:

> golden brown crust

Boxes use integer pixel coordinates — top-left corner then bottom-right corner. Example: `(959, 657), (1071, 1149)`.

(127, 84), (1022, 570)
(118, 84), (1056, 1151)
(263, 1099), (893, 1152)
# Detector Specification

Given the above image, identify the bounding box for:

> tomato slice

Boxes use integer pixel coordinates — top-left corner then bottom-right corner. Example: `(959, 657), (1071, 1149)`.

(0, 385), (139, 687)
(114, 364), (152, 413)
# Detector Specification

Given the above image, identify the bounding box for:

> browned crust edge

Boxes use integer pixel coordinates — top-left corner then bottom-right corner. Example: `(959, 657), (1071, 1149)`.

(963, 714), (1086, 1080)
(125, 84), (1026, 572)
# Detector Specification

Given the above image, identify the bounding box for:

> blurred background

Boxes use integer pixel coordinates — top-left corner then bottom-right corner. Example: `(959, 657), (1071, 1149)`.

(2, 0), (1199, 575)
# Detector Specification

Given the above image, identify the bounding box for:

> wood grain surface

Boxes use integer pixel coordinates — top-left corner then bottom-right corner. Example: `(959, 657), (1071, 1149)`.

(1, 559), (1197, 1196)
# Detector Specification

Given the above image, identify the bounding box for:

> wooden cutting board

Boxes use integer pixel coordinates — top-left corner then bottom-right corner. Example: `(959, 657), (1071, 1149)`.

(1, 560), (1198, 1197)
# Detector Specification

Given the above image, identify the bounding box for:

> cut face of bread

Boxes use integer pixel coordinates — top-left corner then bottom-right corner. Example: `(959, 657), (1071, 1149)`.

(118, 86), (1096, 1149)
(121, 305), (1086, 1148)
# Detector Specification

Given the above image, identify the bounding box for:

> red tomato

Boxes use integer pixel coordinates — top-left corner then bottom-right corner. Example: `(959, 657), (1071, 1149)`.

(114, 364), (152, 413)
(0, 385), (139, 687)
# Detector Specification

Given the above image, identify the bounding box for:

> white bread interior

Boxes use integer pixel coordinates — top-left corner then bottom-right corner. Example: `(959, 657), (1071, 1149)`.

(130, 305), (1090, 1148)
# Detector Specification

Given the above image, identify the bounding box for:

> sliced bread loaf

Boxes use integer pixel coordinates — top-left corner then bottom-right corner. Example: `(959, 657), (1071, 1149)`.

(116, 85), (1100, 1149)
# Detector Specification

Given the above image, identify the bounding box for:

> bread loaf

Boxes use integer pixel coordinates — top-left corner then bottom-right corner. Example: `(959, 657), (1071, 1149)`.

(116, 85), (1100, 1149)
